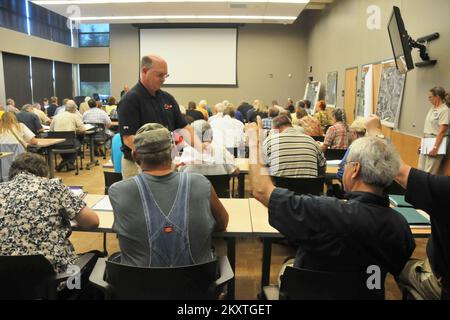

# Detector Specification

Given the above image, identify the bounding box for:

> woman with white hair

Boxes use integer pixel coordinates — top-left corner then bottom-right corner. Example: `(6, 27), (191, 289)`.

(79, 96), (91, 114)
(178, 120), (239, 176)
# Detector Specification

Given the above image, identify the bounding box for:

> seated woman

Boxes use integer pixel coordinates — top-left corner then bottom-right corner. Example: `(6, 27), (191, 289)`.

(105, 96), (118, 117)
(0, 111), (38, 148)
(320, 108), (349, 152)
(294, 107), (324, 137)
(314, 100), (332, 133)
(0, 153), (99, 294)
(178, 120), (239, 176)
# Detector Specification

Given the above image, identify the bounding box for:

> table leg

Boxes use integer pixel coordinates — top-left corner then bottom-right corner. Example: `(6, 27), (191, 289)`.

(226, 238), (236, 300)
(238, 173), (245, 198)
(47, 149), (55, 179)
(260, 238), (272, 298)
(86, 134), (99, 169)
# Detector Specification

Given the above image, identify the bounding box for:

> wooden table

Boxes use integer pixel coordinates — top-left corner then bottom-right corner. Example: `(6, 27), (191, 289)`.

(29, 138), (66, 178)
(75, 195), (253, 300)
(248, 198), (432, 297)
(0, 152), (14, 182)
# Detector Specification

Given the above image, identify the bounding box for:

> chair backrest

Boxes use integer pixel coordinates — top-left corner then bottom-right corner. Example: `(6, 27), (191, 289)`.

(311, 135), (324, 142)
(384, 181), (405, 195)
(204, 174), (231, 198)
(0, 255), (57, 300)
(105, 258), (220, 299)
(271, 176), (324, 196)
(104, 171), (123, 194)
(280, 266), (385, 300)
(46, 131), (77, 149)
(0, 143), (25, 182)
(85, 123), (108, 142)
(324, 149), (347, 160)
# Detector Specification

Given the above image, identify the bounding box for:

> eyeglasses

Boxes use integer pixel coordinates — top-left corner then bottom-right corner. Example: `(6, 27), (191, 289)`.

(345, 161), (359, 167)
(152, 72), (170, 79)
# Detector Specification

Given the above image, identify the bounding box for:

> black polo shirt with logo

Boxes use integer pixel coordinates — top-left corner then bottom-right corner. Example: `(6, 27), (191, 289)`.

(117, 81), (187, 160)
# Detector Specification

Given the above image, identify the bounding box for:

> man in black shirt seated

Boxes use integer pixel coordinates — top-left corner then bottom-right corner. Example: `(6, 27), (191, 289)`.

(396, 163), (450, 299)
(249, 131), (415, 288)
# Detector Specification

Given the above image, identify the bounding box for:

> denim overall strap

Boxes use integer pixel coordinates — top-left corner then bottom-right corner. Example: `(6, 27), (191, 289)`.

(134, 173), (194, 267)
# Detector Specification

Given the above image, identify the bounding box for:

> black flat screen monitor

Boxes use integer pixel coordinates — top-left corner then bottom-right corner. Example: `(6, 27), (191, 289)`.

(388, 6), (414, 74)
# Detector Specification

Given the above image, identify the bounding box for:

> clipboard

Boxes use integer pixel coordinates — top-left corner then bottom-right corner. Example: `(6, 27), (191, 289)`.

(420, 137), (448, 155)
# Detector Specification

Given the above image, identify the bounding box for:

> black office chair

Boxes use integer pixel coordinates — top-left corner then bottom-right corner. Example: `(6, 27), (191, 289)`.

(204, 174), (232, 198)
(385, 181), (406, 195)
(311, 136), (325, 142)
(47, 131), (83, 175)
(271, 176), (325, 196)
(324, 149), (347, 160)
(85, 123), (112, 159)
(263, 266), (386, 300)
(104, 171), (123, 195)
(0, 253), (96, 300)
(89, 255), (234, 300)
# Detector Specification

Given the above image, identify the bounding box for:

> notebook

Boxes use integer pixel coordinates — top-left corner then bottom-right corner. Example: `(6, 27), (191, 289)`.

(393, 207), (430, 225)
(389, 195), (413, 207)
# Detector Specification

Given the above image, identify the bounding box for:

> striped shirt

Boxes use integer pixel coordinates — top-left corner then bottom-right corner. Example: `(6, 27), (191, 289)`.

(263, 127), (326, 178)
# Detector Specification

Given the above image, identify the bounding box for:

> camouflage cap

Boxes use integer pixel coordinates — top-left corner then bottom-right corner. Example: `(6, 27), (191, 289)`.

(134, 123), (172, 154)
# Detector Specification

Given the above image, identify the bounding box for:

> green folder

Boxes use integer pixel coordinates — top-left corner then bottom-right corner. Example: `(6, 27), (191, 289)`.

(389, 195), (413, 207)
(393, 207), (430, 225)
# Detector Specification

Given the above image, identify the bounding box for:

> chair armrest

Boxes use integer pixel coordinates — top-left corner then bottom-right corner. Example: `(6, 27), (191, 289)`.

(88, 257), (111, 293)
(214, 256), (234, 286)
(55, 252), (95, 282)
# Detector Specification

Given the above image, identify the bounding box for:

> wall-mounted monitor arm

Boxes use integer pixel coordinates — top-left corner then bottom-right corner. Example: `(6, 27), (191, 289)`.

(408, 32), (439, 67)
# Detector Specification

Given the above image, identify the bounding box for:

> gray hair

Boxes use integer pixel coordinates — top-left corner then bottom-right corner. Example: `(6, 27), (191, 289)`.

(429, 86), (446, 100)
(65, 100), (77, 112)
(215, 102), (224, 113)
(21, 104), (33, 112)
(191, 119), (213, 142)
(347, 136), (400, 189)
(141, 56), (153, 69)
(272, 115), (292, 129)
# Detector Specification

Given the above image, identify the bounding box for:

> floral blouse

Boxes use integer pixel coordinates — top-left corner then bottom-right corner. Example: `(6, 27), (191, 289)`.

(0, 172), (85, 273)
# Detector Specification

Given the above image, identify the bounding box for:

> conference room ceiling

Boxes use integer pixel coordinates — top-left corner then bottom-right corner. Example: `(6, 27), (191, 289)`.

(31, 0), (334, 24)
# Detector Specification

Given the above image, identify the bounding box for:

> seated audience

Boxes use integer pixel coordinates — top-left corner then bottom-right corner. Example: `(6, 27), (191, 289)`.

(208, 102), (224, 123)
(314, 100), (332, 132)
(79, 96), (91, 115)
(0, 152), (99, 277)
(0, 111), (37, 148)
(16, 104), (44, 135)
(304, 99), (313, 116)
(179, 120), (238, 176)
(46, 96), (59, 118)
(262, 106), (280, 130)
(50, 100), (86, 171)
(396, 163), (450, 300)
(320, 108), (349, 152)
(5, 98), (19, 113)
(250, 133), (415, 285)
(247, 100), (269, 123)
(108, 123), (229, 267)
(294, 106), (324, 137)
(285, 98), (295, 113)
(197, 100), (209, 120)
(32, 103), (51, 125)
(262, 115), (326, 178)
(186, 101), (204, 122)
(210, 106), (245, 153)
(105, 96), (118, 116)
(237, 101), (253, 122)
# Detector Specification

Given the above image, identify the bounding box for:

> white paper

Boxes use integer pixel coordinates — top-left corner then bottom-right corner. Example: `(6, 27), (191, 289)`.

(420, 137), (448, 155)
(92, 195), (113, 211)
(326, 160), (342, 166)
(84, 124), (96, 131)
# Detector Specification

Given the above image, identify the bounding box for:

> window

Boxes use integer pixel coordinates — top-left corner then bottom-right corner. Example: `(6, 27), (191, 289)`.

(0, 0), (27, 34)
(79, 24), (110, 47)
(79, 64), (111, 97)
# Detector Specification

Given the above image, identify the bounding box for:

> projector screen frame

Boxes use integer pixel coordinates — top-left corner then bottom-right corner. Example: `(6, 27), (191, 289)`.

(138, 24), (239, 88)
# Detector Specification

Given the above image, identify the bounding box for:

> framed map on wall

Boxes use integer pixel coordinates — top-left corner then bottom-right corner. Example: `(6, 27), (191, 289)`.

(355, 64), (373, 119)
(326, 71), (338, 108)
(303, 81), (321, 111)
(376, 59), (406, 128)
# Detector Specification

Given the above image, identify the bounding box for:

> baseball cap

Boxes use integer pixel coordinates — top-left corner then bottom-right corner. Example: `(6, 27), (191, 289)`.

(134, 123), (173, 154)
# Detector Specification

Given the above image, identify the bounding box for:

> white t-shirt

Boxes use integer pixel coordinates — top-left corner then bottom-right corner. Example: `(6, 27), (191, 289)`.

(0, 123), (35, 145)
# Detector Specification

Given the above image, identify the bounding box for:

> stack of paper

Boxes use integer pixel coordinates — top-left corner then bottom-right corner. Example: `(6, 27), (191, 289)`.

(92, 195), (113, 211)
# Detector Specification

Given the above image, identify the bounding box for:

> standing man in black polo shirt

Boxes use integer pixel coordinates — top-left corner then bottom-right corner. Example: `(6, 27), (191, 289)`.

(118, 54), (196, 179)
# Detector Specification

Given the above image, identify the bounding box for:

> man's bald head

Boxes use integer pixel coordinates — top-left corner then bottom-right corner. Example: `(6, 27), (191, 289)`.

(140, 54), (169, 95)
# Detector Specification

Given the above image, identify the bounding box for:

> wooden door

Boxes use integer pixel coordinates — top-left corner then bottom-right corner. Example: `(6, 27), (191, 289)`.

(344, 67), (358, 124)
